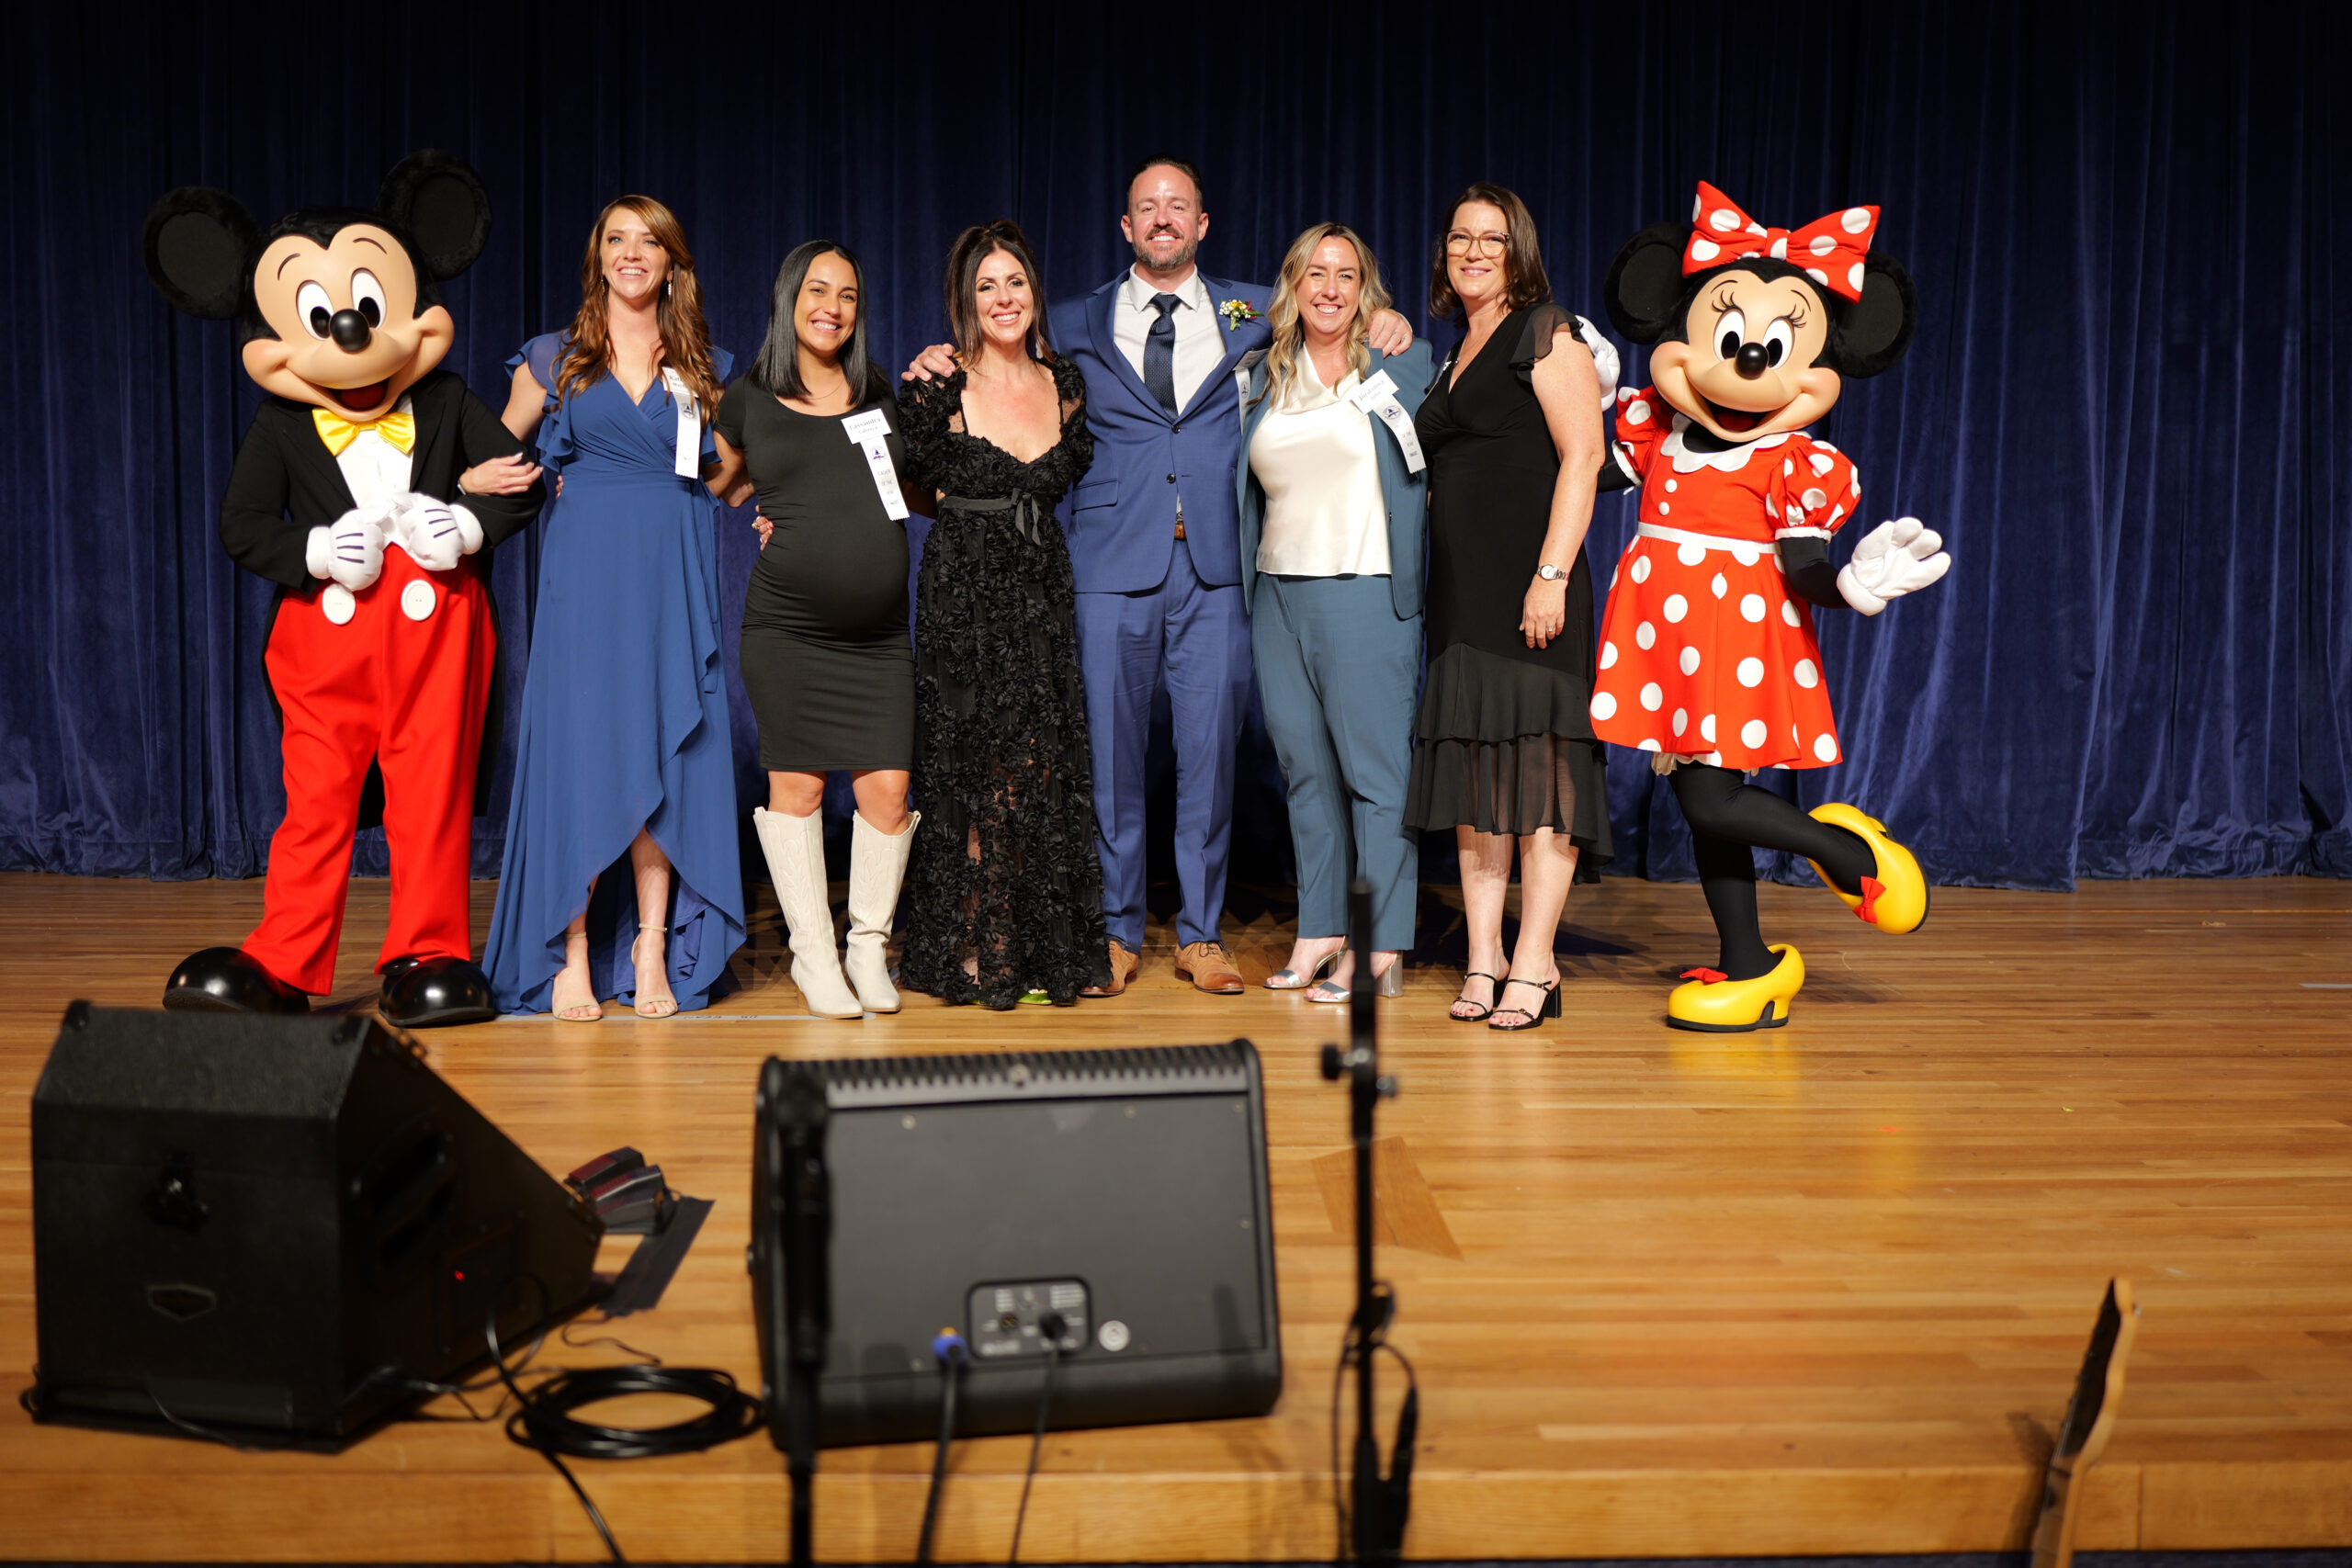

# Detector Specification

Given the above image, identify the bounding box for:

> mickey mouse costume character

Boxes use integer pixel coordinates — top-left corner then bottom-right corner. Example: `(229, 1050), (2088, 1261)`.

(1594, 182), (1951, 1032)
(142, 152), (545, 1026)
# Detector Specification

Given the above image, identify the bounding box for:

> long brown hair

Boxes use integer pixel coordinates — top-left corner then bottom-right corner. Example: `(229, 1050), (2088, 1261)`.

(1429, 183), (1552, 321)
(553, 196), (721, 412)
(1256, 222), (1390, 411)
(944, 220), (1053, 364)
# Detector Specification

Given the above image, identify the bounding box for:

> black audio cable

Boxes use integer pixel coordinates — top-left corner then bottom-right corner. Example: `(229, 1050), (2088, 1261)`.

(1006, 1313), (1068, 1566)
(914, 1328), (969, 1567)
(484, 1284), (764, 1565)
(1329, 1302), (1419, 1564)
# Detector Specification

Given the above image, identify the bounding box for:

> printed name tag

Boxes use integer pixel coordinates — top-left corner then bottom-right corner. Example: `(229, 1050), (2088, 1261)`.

(1348, 369), (1425, 472)
(662, 368), (700, 479)
(842, 409), (909, 521)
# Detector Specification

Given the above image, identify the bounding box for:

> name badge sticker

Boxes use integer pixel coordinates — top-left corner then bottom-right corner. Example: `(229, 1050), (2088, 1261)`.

(1348, 370), (1425, 473)
(662, 367), (700, 479)
(842, 410), (910, 521)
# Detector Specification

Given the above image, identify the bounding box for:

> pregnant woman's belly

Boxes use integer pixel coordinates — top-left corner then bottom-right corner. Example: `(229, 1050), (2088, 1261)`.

(752, 517), (910, 640)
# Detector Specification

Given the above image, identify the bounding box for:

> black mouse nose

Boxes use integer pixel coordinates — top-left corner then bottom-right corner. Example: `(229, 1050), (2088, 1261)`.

(329, 310), (372, 353)
(1735, 342), (1770, 379)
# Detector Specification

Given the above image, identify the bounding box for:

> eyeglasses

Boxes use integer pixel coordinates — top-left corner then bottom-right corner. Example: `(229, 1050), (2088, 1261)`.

(1444, 231), (1510, 257)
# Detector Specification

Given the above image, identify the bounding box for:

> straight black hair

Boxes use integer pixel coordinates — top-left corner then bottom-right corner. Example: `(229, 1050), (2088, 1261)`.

(750, 239), (883, 401)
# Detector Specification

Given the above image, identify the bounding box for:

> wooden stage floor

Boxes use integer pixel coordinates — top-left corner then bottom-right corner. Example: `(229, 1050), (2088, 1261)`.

(2, 869), (2348, 1560)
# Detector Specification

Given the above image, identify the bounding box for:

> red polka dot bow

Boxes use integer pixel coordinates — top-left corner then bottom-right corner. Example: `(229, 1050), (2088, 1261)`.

(1684, 181), (1881, 301)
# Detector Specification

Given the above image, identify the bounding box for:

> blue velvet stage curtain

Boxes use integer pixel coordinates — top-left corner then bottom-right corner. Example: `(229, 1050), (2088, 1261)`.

(1, 0), (2344, 889)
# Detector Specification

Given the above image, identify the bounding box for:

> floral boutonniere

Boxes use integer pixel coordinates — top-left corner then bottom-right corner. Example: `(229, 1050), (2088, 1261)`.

(1217, 298), (1263, 331)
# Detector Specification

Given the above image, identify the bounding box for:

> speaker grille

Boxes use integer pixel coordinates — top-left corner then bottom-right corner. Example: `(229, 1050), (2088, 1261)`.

(810, 1041), (1255, 1108)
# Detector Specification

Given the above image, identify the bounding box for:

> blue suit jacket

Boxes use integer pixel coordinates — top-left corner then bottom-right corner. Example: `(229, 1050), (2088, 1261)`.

(1234, 340), (1435, 621)
(1049, 270), (1272, 594)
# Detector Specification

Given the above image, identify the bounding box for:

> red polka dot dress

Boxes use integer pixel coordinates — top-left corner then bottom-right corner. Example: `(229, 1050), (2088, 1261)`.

(1589, 388), (1860, 770)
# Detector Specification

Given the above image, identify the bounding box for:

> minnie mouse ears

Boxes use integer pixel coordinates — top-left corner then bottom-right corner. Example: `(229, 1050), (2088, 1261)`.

(1603, 215), (1918, 378)
(141, 150), (492, 320)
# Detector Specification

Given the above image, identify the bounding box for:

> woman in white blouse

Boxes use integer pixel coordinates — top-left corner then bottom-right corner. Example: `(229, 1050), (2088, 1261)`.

(1234, 223), (1435, 1000)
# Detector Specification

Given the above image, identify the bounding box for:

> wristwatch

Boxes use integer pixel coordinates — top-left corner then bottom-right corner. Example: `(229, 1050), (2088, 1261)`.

(1535, 563), (1566, 581)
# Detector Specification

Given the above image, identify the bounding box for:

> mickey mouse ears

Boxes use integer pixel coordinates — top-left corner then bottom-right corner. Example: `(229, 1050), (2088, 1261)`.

(141, 150), (493, 321)
(142, 186), (263, 320)
(377, 150), (492, 281)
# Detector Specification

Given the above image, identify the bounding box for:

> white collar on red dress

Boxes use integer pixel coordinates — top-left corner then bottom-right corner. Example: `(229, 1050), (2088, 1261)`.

(1662, 412), (1795, 474)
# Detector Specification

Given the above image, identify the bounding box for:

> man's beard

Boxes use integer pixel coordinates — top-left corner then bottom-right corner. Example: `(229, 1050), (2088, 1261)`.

(1131, 230), (1198, 276)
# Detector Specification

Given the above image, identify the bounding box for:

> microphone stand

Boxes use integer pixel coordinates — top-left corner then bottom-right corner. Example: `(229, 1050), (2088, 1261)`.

(777, 1068), (831, 1568)
(1320, 878), (1414, 1564)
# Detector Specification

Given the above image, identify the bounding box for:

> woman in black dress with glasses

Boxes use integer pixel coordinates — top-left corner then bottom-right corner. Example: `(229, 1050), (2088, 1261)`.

(1408, 183), (1621, 1032)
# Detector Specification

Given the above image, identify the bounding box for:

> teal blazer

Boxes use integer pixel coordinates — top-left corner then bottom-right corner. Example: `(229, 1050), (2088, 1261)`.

(1234, 338), (1435, 621)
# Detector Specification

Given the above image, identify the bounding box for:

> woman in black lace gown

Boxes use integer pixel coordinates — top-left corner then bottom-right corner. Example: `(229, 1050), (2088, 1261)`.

(897, 221), (1110, 1008)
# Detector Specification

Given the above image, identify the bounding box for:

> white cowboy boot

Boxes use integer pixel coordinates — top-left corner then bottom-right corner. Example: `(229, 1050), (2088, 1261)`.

(843, 810), (919, 1013)
(752, 807), (862, 1019)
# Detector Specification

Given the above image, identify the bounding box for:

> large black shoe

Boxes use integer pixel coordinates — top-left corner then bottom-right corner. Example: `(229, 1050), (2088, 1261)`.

(162, 947), (311, 1014)
(379, 955), (498, 1028)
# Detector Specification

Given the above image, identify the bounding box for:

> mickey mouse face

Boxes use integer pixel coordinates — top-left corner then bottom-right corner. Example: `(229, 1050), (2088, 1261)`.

(1649, 267), (1840, 443)
(142, 150), (493, 423)
(243, 222), (451, 418)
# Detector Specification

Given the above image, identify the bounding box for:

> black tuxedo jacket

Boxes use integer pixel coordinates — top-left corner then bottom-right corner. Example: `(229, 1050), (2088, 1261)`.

(220, 367), (540, 585)
(219, 368), (545, 821)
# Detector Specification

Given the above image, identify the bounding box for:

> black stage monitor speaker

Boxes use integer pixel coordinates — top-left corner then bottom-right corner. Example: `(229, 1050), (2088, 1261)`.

(752, 1042), (1281, 1448)
(28, 1003), (603, 1449)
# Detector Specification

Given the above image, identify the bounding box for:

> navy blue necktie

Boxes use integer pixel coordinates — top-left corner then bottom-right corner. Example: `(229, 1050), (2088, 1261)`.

(1144, 292), (1182, 417)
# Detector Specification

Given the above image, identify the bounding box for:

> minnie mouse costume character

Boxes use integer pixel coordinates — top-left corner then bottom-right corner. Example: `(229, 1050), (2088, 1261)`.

(142, 152), (544, 1026)
(1595, 182), (1951, 1032)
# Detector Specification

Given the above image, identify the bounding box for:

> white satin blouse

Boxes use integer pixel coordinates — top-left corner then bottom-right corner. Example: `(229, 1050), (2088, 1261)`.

(1248, 351), (1389, 579)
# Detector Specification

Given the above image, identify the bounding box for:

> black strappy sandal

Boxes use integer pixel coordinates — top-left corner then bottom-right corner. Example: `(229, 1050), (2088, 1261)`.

(1451, 970), (1505, 1023)
(1488, 976), (1562, 1032)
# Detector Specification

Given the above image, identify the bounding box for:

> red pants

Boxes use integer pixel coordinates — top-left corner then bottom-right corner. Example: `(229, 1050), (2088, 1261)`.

(243, 547), (495, 995)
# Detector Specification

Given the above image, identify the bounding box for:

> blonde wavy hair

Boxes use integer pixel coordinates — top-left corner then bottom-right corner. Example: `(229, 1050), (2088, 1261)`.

(552, 196), (721, 413)
(1256, 222), (1391, 411)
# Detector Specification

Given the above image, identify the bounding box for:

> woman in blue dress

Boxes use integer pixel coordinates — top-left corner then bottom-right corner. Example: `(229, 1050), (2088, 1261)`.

(481, 196), (745, 1019)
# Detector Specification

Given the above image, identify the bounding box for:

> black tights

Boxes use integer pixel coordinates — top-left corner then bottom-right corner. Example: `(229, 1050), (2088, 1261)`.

(1668, 763), (1878, 981)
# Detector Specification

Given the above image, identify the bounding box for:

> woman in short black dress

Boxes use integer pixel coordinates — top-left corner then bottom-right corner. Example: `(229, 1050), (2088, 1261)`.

(708, 240), (919, 1021)
(1408, 184), (1617, 1032)
(893, 220), (1109, 1010)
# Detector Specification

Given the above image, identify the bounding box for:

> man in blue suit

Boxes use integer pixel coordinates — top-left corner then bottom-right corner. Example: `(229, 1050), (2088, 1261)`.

(914, 158), (1412, 994)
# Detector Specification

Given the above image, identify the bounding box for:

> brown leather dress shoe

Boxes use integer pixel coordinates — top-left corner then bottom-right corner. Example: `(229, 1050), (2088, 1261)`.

(1081, 939), (1140, 998)
(1173, 941), (1245, 995)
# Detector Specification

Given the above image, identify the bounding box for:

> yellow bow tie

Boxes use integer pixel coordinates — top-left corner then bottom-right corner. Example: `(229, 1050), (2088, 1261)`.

(312, 405), (414, 457)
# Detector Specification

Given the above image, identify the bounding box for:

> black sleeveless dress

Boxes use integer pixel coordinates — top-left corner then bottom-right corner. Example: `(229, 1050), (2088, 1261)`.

(1406, 303), (1611, 876)
(895, 360), (1112, 1008)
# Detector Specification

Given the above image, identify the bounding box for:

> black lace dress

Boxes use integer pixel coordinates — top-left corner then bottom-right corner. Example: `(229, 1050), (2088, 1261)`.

(896, 359), (1111, 1008)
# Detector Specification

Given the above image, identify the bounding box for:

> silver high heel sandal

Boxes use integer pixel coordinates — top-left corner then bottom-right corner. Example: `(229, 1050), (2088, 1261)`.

(1265, 946), (1345, 990)
(1306, 953), (1406, 1003)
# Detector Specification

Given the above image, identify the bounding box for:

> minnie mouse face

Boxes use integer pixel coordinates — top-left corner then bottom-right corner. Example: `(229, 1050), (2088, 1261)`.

(1606, 182), (1917, 445)
(1649, 265), (1839, 442)
(243, 219), (452, 418)
(143, 151), (492, 421)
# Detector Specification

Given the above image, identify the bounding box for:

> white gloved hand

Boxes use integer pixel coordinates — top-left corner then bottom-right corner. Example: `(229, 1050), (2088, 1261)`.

(1575, 314), (1621, 407)
(314, 508), (390, 591)
(1838, 516), (1950, 615)
(390, 493), (483, 572)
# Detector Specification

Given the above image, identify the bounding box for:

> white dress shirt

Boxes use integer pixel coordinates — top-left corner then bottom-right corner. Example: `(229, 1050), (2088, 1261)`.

(1249, 353), (1389, 578)
(1114, 266), (1222, 415)
(333, 396), (416, 512)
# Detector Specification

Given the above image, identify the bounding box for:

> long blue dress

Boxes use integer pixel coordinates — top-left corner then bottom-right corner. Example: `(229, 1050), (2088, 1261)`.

(483, 335), (745, 1013)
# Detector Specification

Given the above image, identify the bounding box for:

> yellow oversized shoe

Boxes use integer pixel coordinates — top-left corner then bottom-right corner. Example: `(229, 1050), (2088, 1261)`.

(1666, 944), (1804, 1032)
(1807, 802), (1930, 935)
